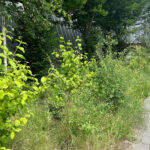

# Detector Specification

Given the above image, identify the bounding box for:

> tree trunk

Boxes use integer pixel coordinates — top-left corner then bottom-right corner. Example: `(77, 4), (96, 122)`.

(1, 0), (7, 70)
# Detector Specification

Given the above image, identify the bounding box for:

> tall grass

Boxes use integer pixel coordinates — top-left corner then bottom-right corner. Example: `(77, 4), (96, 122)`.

(8, 44), (150, 150)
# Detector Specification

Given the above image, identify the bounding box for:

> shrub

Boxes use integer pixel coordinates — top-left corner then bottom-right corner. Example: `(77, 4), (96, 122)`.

(95, 55), (128, 107)
(0, 37), (39, 148)
(39, 40), (150, 149)
(125, 46), (150, 70)
(8, 39), (150, 150)
(41, 37), (96, 116)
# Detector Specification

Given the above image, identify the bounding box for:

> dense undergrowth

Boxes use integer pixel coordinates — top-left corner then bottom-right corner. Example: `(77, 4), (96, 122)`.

(0, 37), (40, 150)
(1, 36), (150, 150)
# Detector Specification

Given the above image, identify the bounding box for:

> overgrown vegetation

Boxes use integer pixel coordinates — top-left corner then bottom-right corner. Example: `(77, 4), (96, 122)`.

(1, 0), (149, 75)
(63, 0), (149, 55)
(2, 0), (70, 78)
(4, 37), (150, 150)
(0, 36), (40, 149)
(1, 1), (150, 150)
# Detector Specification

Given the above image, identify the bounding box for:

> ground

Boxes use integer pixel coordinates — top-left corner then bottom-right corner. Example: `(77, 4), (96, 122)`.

(127, 96), (150, 150)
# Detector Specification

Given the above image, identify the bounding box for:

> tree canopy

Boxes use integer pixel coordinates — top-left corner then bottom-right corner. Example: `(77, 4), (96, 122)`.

(63, 0), (149, 55)
(2, 0), (68, 77)
(1, 0), (149, 73)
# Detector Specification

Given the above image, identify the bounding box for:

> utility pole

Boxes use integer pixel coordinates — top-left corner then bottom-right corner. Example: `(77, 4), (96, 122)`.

(1, 0), (7, 70)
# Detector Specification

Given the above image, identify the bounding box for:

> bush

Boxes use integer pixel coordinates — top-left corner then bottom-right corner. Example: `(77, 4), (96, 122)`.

(95, 55), (128, 107)
(8, 40), (150, 150)
(0, 37), (39, 148)
(41, 37), (96, 117)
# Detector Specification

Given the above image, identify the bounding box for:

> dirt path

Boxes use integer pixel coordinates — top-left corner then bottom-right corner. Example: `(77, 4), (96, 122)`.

(128, 96), (150, 150)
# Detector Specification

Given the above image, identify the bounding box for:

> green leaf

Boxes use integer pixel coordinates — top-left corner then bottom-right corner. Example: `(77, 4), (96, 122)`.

(16, 54), (25, 60)
(75, 38), (82, 42)
(0, 53), (8, 58)
(6, 92), (14, 97)
(22, 42), (27, 45)
(60, 37), (64, 40)
(78, 43), (82, 47)
(60, 44), (65, 48)
(14, 120), (21, 126)
(41, 77), (47, 84)
(15, 81), (23, 88)
(56, 54), (59, 58)
(15, 128), (22, 132)
(21, 94), (28, 105)
(0, 147), (6, 150)
(17, 46), (25, 53)
(0, 46), (9, 53)
(0, 65), (6, 72)
(67, 42), (72, 46)
(10, 132), (15, 140)
(6, 35), (12, 40)
(9, 59), (16, 68)
(0, 90), (5, 100)
(15, 39), (21, 43)
(20, 117), (27, 125)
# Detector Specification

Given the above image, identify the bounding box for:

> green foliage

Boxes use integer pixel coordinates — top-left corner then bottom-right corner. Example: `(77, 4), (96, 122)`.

(7, 103), (53, 150)
(63, 0), (87, 11)
(95, 55), (127, 107)
(41, 37), (96, 116)
(3, 0), (70, 78)
(0, 37), (39, 148)
(125, 46), (150, 70)
(43, 41), (150, 149)
(34, 40), (150, 149)
(99, 0), (148, 36)
(7, 40), (150, 150)
(63, 0), (149, 55)
(63, 0), (108, 57)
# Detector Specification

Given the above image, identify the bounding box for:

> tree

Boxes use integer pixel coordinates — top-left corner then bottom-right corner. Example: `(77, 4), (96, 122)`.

(63, 0), (149, 56)
(98, 0), (149, 51)
(63, 0), (87, 11)
(63, 0), (107, 57)
(3, 0), (68, 78)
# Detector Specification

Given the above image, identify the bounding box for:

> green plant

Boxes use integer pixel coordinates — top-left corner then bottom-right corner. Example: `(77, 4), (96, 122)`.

(0, 36), (39, 148)
(5, 0), (71, 78)
(125, 46), (150, 70)
(95, 55), (127, 107)
(7, 37), (150, 150)
(41, 37), (96, 113)
(63, 0), (148, 55)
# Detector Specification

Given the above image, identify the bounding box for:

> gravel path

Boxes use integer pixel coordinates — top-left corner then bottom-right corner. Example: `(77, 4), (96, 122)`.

(130, 96), (150, 150)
